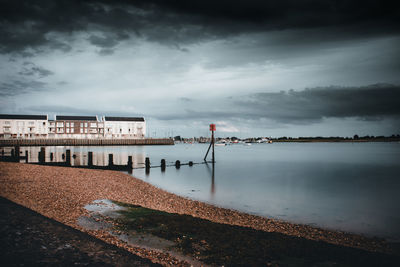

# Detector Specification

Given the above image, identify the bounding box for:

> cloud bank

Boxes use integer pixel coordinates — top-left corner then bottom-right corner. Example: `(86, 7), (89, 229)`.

(239, 84), (400, 123)
(1, 0), (399, 54)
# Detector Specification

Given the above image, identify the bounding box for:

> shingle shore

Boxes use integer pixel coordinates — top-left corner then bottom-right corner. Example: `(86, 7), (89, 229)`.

(0, 162), (393, 264)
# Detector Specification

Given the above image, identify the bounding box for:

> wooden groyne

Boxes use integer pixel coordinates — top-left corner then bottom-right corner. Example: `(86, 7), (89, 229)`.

(1, 147), (206, 174)
(0, 138), (174, 147)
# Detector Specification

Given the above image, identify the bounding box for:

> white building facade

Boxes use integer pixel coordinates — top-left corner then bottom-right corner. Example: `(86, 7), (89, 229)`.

(104, 117), (146, 139)
(0, 114), (48, 139)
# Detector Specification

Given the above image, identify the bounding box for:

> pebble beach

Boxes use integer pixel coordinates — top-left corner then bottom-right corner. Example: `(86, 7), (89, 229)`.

(0, 162), (395, 265)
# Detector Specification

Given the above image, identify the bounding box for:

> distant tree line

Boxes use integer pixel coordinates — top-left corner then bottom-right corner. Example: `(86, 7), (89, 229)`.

(173, 134), (400, 143)
(274, 134), (400, 142)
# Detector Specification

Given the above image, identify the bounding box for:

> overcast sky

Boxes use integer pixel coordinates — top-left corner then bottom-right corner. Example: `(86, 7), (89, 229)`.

(1, 0), (399, 137)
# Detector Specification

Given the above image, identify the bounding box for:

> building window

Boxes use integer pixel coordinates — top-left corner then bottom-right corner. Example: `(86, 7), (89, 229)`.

(84, 123), (88, 127)
(66, 122), (70, 127)
(42, 122), (46, 126)
(4, 121), (11, 125)
(80, 123), (83, 127)
(71, 128), (74, 133)
(56, 122), (64, 127)
(29, 121), (34, 125)
(85, 129), (88, 133)
(66, 128), (70, 133)
(80, 128), (83, 133)
(70, 122), (74, 127)
(90, 122), (97, 127)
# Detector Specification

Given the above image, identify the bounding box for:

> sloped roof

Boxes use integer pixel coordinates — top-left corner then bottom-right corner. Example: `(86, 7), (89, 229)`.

(56, 115), (97, 121)
(0, 114), (47, 120)
(104, 116), (145, 122)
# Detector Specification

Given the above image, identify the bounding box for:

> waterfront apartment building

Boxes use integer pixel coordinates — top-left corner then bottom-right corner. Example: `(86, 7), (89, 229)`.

(51, 115), (105, 139)
(103, 116), (146, 139)
(0, 114), (49, 139)
(0, 114), (146, 139)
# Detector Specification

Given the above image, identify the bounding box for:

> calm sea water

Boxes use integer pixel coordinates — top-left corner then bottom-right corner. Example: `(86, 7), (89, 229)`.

(14, 142), (400, 241)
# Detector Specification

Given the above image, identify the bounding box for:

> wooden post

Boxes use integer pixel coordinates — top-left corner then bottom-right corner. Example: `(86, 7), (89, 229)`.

(25, 150), (29, 163)
(15, 146), (20, 162)
(66, 150), (71, 166)
(145, 157), (150, 173)
(204, 123), (216, 162)
(161, 159), (166, 172)
(175, 160), (181, 169)
(127, 156), (133, 172)
(108, 154), (113, 166)
(211, 130), (215, 163)
(88, 152), (93, 167)
(40, 147), (46, 164)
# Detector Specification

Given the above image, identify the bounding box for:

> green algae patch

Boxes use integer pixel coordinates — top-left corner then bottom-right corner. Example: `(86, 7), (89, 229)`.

(111, 201), (398, 267)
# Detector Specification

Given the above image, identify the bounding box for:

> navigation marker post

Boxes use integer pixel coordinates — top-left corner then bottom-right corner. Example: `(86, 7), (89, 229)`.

(204, 123), (216, 163)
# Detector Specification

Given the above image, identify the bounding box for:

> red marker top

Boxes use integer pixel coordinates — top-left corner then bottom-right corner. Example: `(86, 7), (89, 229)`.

(209, 124), (216, 131)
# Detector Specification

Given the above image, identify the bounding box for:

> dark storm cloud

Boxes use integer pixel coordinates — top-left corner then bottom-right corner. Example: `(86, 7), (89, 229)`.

(0, 80), (47, 97)
(18, 62), (54, 78)
(130, 0), (400, 30)
(88, 32), (129, 48)
(153, 110), (234, 121)
(98, 48), (115, 56)
(153, 84), (400, 124)
(237, 84), (400, 123)
(0, 0), (399, 54)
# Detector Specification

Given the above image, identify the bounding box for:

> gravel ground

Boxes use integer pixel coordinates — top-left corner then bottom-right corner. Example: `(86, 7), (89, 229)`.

(0, 162), (396, 265)
(0, 196), (160, 267)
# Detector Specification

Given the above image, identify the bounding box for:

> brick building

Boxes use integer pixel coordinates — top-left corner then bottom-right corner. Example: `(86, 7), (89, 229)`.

(50, 115), (104, 139)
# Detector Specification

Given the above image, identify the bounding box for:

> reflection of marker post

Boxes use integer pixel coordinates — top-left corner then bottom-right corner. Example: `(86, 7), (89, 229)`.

(204, 123), (216, 163)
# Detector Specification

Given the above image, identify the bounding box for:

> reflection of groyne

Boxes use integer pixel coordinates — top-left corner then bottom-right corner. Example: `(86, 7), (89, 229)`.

(0, 138), (174, 147)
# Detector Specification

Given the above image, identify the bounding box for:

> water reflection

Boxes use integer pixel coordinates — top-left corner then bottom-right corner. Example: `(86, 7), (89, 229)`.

(205, 162), (216, 197)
